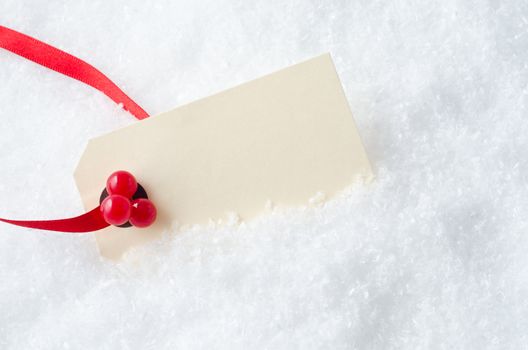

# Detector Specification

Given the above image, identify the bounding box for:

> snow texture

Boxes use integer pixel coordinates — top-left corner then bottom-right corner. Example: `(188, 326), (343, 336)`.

(1, 1), (528, 349)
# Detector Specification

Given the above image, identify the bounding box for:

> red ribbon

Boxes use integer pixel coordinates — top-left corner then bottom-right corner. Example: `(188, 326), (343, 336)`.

(0, 25), (149, 120)
(0, 25), (150, 232)
(0, 208), (110, 233)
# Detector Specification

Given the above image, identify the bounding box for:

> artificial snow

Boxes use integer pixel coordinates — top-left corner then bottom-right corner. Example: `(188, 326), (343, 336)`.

(1, 0), (528, 349)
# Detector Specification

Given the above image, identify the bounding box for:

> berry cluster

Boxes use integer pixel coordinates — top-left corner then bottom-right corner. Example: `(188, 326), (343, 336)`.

(100, 171), (157, 228)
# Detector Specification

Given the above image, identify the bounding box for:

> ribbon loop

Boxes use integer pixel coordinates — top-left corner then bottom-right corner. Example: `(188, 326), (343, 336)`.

(0, 25), (150, 233)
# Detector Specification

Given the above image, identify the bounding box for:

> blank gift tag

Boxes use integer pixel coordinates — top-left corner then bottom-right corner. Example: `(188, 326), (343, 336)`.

(74, 53), (373, 259)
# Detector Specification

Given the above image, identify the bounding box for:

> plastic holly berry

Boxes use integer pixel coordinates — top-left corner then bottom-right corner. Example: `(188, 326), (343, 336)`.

(106, 170), (138, 198)
(129, 198), (157, 228)
(100, 194), (132, 226)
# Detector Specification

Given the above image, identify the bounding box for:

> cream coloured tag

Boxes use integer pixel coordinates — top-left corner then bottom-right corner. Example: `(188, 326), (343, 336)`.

(74, 54), (373, 259)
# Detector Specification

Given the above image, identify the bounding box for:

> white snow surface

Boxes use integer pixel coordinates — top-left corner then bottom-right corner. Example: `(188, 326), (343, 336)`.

(1, 1), (528, 349)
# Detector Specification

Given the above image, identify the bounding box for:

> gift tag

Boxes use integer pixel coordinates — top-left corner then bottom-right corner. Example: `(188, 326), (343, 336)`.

(74, 53), (373, 259)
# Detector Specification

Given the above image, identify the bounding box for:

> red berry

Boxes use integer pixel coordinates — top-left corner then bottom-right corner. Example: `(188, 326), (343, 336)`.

(106, 170), (138, 198)
(100, 195), (132, 226)
(129, 199), (157, 228)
